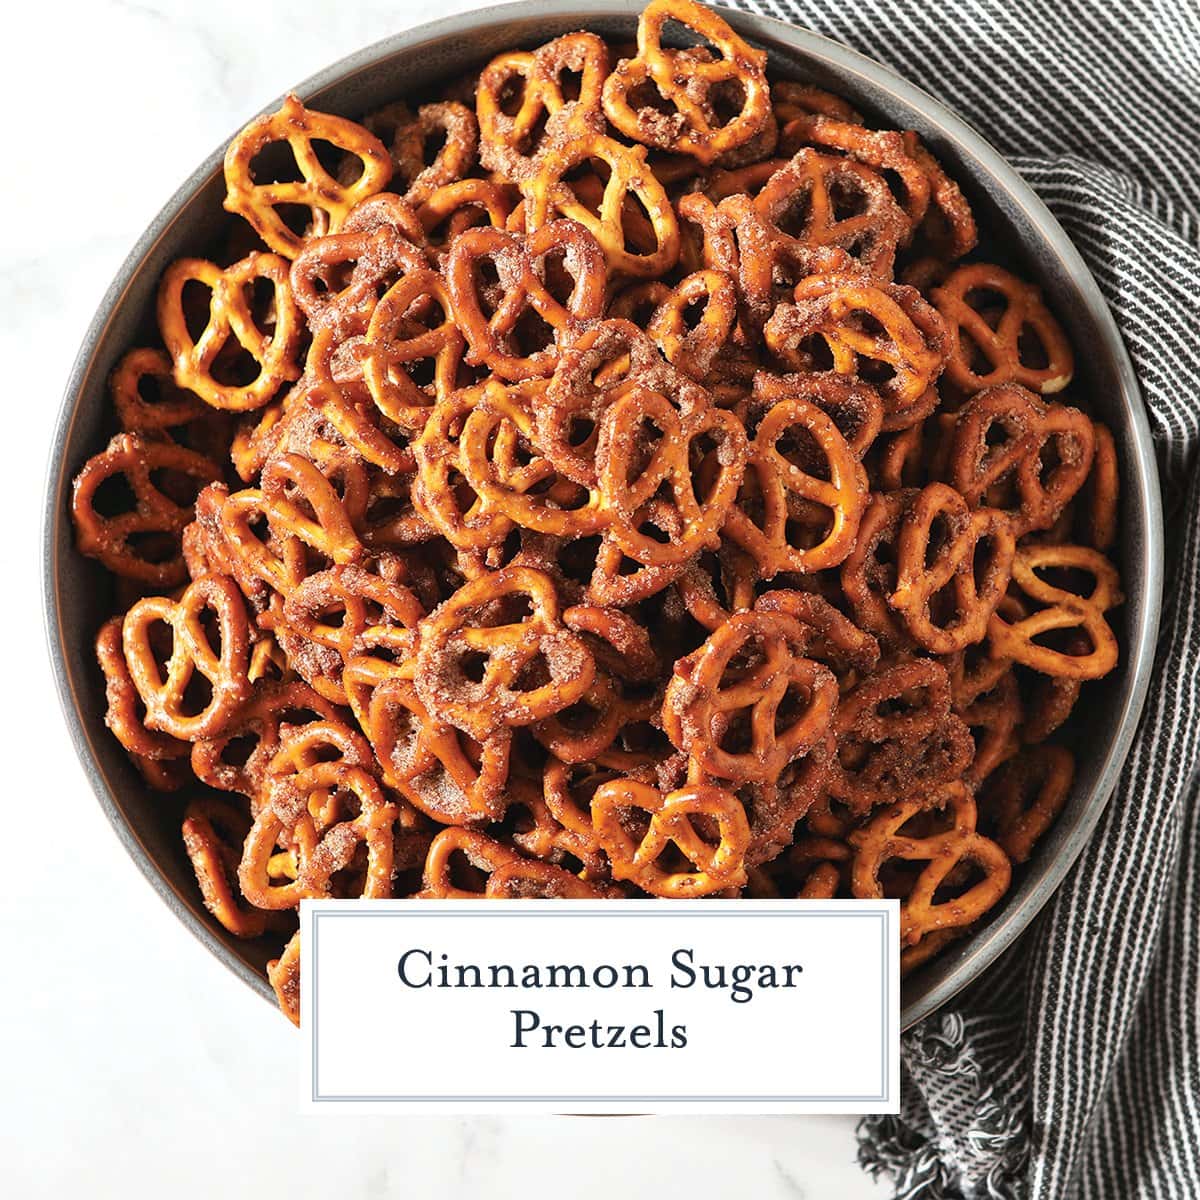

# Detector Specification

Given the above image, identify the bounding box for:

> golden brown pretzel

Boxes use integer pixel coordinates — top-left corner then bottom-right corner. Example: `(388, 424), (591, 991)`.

(445, 220), (607, 380)
(591, 778), (751, 896)
(359, 100), (478, 206)
(723, 394), (868, 576)
(601, 0), (771, 165)
(944, 384), (1095, 534)
(987, 543), (1122, 679)
(932, 262), (1074, 394)
(766, 274), (947, 422)
(414, 566), (596, 741)
(477, 33), (610, 178)
(890, 482), (1015, 654)
(157, 253), (303, 411)
(122, 574), (253, 740)
(849, 782), (1012, 946)
(664, 610), (838, 783)
(223, 94), (393, 257)
(523, 134), (680, 277)
(72, 432), (219, 587)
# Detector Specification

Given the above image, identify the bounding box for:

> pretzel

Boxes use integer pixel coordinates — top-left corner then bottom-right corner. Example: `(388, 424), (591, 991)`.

(751, 371), (883, 460)
(289, 224), (425, 332)
(239, 762), (403, 907)
(932, 262), (1074, 394)
(477, 33), (610, 179)
(601, 0), (771, 166)
(445, 221), (607, 380)
(122, 574), (252, 740)
(592, 779), (751, 896)
(359, 267), (464, 432)
(988, 543), (1122, 679)
(598, 388), (747, 566)
(944, 384), (1095, 534)
(664, 610), (838, 783)
(899, 131), (978, 261)
(268, 933), (302, 1026)
(359, 101), (478, 206)
(778, 112), (930, 234)
(723, 394), (868, 576)
(828, 658), (975, 812)
(751, 149), (909, 278)
(109, 346), (209, 435)
(190, 680), (339, 798)
(890, 482), (1015, 653)
(157, 253), (303, 411)
(416, 179), (514, 253)
(646, 269), (738, 380)
(540, 319), (712, 487)
(95, 617), (190, 767)
(523, 134), (680, 277)
(182, 798), (280, 938)
(766, 274), (947, 420)
(415, 567), (595, 741)
(223, 94), (393, 257)
(980, 744), (1074, 862)
(72, 432), (219, 587)
(839, 489), (917, 645)
(416, 827), (545, 898)
(849, 782), (1012, 946)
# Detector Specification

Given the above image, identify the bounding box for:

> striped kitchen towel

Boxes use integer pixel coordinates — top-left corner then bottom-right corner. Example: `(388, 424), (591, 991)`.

(730, 1), (1200, 1196)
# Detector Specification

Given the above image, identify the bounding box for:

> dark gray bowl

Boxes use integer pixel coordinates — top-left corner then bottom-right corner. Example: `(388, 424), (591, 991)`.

(44, 0), (1163, 1030)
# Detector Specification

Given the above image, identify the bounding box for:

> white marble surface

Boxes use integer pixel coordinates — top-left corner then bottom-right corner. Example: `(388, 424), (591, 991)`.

(3, 1), (887, 1194)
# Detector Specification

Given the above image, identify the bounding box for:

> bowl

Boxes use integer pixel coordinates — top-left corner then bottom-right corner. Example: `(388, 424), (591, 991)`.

(43, 0), (1163, 1030)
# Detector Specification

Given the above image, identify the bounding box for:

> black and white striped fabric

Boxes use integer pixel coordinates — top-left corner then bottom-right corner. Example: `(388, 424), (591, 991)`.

(728, 1), (1200, 1196)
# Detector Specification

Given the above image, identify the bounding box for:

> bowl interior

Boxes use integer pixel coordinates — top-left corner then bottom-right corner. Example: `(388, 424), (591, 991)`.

(46, 1), (1161, 1029)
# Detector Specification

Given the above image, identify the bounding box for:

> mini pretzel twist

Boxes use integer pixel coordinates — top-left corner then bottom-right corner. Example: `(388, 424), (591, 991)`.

(664, 610), (838, 783)
(415, 566), (596, 741)
(445, 220), (607, 381)
(601, 0), (771, 166)
(723, 394), (868, 577)
(828, 657), (975, 812)
(239, 762), (403, 908)
(122, 574), (253, 740)
(182, 798), (280, 938)
(932, 262), (1074, 394)
(849, 782), (1012, 947)
(289, 224), (425, 332)
(157, 253), (303, 411)
(945, 384), (1095, 534)
(980, 744), (1075, 863)
(477, 33), (610, 179)
(987, 543), (1123, 679)
(360, 267), (465, 431)
(223, 94), (393, 257)
(890, 482), (1016, 654)
(359, 100), (478, 206)
(458, 379), (608, 538)
(109, 347), (209, 434)
(592, 779), (751, 896)
(646, 269), (737, 380)
(72, 432), (219, 587)
(524, 134), (680, 277)
(751, 149), (909, 278)
(766, 273), (947, 421)
(597, 388), (748, 566)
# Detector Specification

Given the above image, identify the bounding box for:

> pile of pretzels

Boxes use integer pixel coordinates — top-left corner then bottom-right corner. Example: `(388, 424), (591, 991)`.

(71, 0), (1121, 1022)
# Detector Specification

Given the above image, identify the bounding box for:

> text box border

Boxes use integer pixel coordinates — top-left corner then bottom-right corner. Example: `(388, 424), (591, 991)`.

(305, 901), (896, 1106)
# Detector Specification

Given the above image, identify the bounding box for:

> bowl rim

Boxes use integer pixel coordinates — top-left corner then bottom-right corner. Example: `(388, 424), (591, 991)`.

(43, 0), (1164, 1032)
